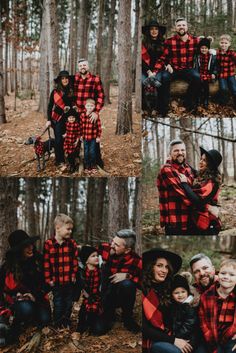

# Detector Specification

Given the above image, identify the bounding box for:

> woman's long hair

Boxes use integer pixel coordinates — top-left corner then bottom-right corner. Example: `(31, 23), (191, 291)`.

(143, 257), (173, 306)
(142, 31), (165, 57)
(56, 78), (74, 97)
(194, 157), (222, 188)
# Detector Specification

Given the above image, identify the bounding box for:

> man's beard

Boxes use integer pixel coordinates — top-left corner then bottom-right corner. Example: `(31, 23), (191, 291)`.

(79, 69), (88, 75)
(200, 274), (214, 289)
(177, 29), (187, 37)
(174, 155), (185, 165)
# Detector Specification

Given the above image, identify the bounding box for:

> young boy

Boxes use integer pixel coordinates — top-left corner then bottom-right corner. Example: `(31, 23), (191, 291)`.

(80, 98), (102, 175)
(167, 274), (197, 349)
(77, 245), (106, 335)
(216, 34), (236, 106)
(44, 214), (79, 328)
(199, 259), (236, 353)
(63, 108), (81, 173)
(195, 37), (217, 108)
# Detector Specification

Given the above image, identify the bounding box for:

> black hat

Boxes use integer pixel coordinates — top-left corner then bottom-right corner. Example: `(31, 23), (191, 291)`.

(142, 20), (166, 36)
(171, 274), (191, 294)
(54, 70), (70, 83)
(64, 107), (78, 120)
(143, 248), (182, 274)
(8, 230), (39, 253)
(80, 245), (97, 265)
(200, 147), (222, 170)
(198, 37), (211, 49)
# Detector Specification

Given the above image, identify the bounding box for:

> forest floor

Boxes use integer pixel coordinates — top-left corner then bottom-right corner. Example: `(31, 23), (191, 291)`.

(0, 292), (142, 353)
(142, 181), (236, 236)
(0, 86), (141, 177)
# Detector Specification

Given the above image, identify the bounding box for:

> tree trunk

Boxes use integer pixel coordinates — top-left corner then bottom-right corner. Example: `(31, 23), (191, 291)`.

(135, 0), (141, 113)
(220, 118), (228, 180)
(132, 178), (142, 255)
(4, 0), (9, 95)
(103, 0), (116, 105)
(231, 118), (236, 181)
(107, 178), (129, 240)
(0, 179), (18, 264)
(180, 118), (194, 166)
(25, 179), (37, 236)
(0, 1), (7, 124)
(78, 0), (90, 59)
(68, 0), (78, 74)
(116, 0), (132, 135)
(95, 0), (104, 76)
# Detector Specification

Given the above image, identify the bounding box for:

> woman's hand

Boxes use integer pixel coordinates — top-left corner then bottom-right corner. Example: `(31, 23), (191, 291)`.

(231, 334), (236, 351)
(23, 293), (35, 302)
(174, 338), (193, 353)
(179, 173), (187, 183)
(45, 121), (51, 128)
(147, 70), (155, 77)
(166, 64), (173, 74)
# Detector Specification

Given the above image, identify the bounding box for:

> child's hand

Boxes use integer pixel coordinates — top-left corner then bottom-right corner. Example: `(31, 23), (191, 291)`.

(80, 137), (83, 142)
(49, 281), (54, 287)
(62, 134), (66, 138)
(166, 64), (173, 74)
(72, 277), (76, 284)
(74, 140), (78, 147)
(96, 137), (100, 143)
(179, 173), (187, 183)
(211, 74), (216, 80)
(16, 292), (24, 301)
(23, 293), (35, 302)
(82, 289), (89, 298)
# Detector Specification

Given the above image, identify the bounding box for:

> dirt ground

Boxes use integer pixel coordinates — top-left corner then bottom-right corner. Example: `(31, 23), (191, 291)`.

(0, 86), (141, 177)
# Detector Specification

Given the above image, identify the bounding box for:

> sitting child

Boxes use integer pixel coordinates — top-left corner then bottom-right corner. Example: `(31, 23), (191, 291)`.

(199, 259), (236, 353)
(0, 305), (11, 347)
(77, 246), (107, 336)
(216, 34), (236, 107)
(166, 274), (197, 350)
(195, 37), (217, 108)
(63, 108), (81, 173)
(80, 98), (102, 175)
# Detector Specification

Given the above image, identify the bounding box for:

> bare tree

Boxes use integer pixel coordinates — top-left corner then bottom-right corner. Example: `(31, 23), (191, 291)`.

(0, 1), (6, 124)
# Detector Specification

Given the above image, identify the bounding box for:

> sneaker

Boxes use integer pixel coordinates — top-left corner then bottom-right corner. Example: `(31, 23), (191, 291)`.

(123, 318), (141, 333)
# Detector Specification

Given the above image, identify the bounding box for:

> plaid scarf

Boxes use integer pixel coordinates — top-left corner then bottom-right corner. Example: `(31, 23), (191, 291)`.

(51, 90), (66, 122)
(83, 267), (102, 313)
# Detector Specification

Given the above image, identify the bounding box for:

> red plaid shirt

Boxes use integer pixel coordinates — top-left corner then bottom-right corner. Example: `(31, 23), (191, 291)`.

(155, 34), (199, 72)
(64, 121), (81, 154)
(44, 237), (79, 285)
(80, 112), (101, 141)
(157, 160), (194, 231)
(99, 242), (142, 287)
(216, 49), (236, 78)
(199, 283), (236, 353)
(74, 72), (104, 113)
(199, 53), (213, 81)
(83, 266), (102, 313)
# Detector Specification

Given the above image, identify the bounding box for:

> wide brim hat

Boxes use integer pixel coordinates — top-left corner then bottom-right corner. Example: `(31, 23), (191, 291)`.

(7, 230), (39, 253)
(54, 70), (72, 84)
(200, 147), (222, 170)
(142, 20), (166, 36)
(143, 248), (182, 274)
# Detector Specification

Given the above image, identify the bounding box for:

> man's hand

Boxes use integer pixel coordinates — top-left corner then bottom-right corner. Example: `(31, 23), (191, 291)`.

(179, 173), (187, 183)
(23, 293), (36, 302)
(211, 74), (216, 80)
(174, 338), (192, 353)
(166, 64), (173, 74)
(49, 281), (54, 287)
(231, 334), (236, 351)
(45, 121), (51, 128)
(109, 273), (128, 284)
(89, 112), (98, 123)
(208, 205), (220, 218)
(96, 137), (100, 143)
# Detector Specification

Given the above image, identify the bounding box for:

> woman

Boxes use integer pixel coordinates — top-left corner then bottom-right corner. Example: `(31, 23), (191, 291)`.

(142, 20), (166, 115)
(47, 70), (76, 166)
(143, 248), (193, 353)
(0, 230), (51, 342)
(179, 147), (222, 235)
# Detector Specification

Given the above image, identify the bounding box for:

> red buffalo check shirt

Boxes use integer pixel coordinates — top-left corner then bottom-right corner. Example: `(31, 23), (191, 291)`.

(98, 242), (142, 287)
(216, 49), (236, 78)
(74, 72), (104, 113)
(199, 283), (236, 353)
(44, 237), (79, 285)
(80, 112), (101, 141)
(157, 159), (194, 231)
(155, 34), (199, 72)
(64, 121), (81, 154)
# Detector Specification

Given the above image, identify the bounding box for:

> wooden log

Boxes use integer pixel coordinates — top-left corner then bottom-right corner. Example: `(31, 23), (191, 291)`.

(170, 80), (219, 97)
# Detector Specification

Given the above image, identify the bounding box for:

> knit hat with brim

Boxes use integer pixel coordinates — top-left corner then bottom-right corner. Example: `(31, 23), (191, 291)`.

(80, 245), (97, 265)
(143, 248), (182, 274)
(7, 230), (39, 253)
(200, 147), (222, 170)
(171, 274), (191, 294)
(142, 20), (166, 36)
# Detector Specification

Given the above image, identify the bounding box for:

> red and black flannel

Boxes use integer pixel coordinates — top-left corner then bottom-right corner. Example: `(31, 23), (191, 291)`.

(142, 44), (151, 67)
(64, 121), (81, 154)
(98, 242), (142, 287)
(157, 160), (194, 231)
(83, 267), (102, 313)
(80, 112), (101, 141)
(74, 72), (104, 113)
(44, 237), (79, 285)
(199, 283), (236, 353)
(199, 53), (212, 81)
(51, 90), (66, 122)
(34, 137), (44, 157)
(143, 288), (166, 353)
(155, 34), (199, 72)
(217, 49), (236, 78)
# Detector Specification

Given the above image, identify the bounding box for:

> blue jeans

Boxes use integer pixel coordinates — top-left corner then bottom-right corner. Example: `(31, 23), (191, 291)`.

(151, 342), (181, 353)
(217, 339), (235, 353)
(52, 118), (66, 164)
(219, 76), (236, 103)
(161, 68), (201, 111)
(84, 139), (96, 169)
(52, 284), (74, 328)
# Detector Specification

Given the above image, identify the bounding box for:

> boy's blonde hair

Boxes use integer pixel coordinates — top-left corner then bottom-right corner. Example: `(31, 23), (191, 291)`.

(220, 258), (236, 271)
(54, 214), (73, 228)
(86, 98), (95, 105)
(220, 34), (232, 43)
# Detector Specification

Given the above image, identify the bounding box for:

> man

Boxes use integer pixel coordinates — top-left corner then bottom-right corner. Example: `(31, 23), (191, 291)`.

(155, 18), (200, 115)
(99, 229), (142, 333)
(157, 139), (195, 235)
(74, 59), (104, 121)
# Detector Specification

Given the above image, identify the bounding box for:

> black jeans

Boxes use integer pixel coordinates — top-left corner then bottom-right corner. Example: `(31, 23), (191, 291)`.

(52, 284), (74, 328)
(52, 119), (66, 164)
(77, 303), (108, 335)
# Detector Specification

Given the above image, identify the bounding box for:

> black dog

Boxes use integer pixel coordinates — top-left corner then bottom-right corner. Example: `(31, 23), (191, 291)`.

(25, 136), (55, 171)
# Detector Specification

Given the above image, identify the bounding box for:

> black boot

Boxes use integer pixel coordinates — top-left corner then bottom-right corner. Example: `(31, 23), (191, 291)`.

(123, 316), (141, 333)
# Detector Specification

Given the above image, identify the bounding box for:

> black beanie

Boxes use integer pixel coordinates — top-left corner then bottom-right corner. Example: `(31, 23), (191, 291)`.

(64, 107), (78, 120)
(171, 274), (191, 295)
(198, 37), (211, 49)
(79, 245), (97, 265)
